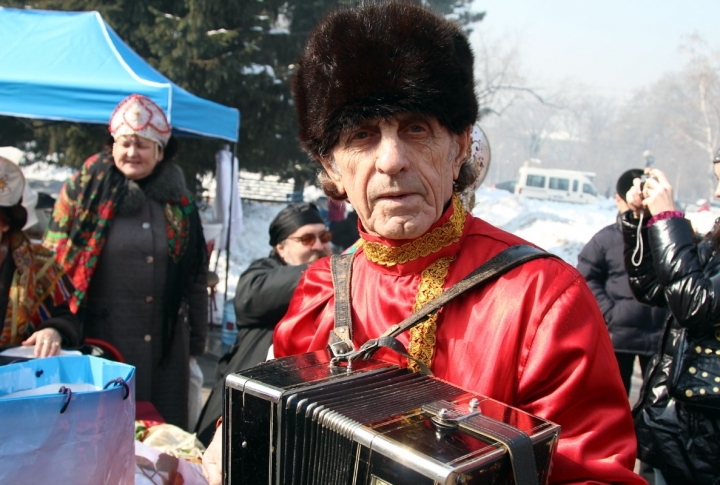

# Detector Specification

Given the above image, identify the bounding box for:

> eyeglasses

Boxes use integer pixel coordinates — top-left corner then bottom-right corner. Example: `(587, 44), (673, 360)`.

(286, 230), (333, 246)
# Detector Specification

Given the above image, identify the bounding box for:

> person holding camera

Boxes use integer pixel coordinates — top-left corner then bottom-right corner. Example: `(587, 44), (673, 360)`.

(578, 169), (666, 398)
(621, 164), (720, 484)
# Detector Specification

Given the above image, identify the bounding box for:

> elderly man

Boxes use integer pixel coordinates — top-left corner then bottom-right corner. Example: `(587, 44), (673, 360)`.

(195, 202), (331, 445)
(203, 3), (643, 484)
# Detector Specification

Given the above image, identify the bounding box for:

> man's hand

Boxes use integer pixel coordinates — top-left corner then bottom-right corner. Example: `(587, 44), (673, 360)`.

(202, 423), (223, 485)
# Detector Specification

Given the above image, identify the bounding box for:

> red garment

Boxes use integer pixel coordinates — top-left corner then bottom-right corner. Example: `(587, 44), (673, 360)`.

(327, 198), (346, 222)
(274, 201), (643, 484)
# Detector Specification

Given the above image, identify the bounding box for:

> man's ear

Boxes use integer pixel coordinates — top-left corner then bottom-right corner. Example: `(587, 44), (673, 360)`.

(275, 242), (286, 262)
(316, 155), (346, 195)
(452, 127), (471, 180)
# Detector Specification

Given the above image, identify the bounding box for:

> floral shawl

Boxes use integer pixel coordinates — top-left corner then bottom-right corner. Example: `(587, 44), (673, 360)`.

(0, 230), (72, 345)
(43, 154), (204, 358)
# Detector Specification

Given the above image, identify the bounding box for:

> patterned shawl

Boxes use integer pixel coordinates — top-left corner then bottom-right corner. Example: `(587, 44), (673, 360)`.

(0, 230), (72, 346)
(43, 154), (204, 358)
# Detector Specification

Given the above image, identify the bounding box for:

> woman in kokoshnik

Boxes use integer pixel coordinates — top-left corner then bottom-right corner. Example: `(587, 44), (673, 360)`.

(43, 94), (208, 429)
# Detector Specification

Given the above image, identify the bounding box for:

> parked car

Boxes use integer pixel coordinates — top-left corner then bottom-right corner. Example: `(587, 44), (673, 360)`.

(514, 167), (599, 204)
(491, 180), (516, 193)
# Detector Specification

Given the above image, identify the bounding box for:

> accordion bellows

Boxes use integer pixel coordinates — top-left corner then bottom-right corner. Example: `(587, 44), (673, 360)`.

(223, 351), (559, 485)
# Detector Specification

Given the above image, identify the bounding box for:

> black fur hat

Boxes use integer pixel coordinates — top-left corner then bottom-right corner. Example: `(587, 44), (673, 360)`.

(292, 1), (478, 158)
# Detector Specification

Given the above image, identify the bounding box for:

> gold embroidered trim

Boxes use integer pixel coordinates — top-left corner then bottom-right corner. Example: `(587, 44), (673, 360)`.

(407, 256), (454, 372)
(363, 194), (466, 266)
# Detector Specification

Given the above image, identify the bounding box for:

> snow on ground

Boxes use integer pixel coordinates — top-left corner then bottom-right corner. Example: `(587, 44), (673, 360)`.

(216, 187), (621, 303)
(19, 162), (720, 315)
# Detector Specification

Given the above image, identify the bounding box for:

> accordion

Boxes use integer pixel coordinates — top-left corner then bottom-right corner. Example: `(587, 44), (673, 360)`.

(222, 350), (560, 485)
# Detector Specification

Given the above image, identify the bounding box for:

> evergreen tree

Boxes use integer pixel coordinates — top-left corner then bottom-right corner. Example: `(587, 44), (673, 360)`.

(0, 0), (483, 192)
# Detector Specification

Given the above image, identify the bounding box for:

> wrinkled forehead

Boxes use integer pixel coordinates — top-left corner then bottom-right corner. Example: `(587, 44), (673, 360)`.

(335, 112), (446, 141)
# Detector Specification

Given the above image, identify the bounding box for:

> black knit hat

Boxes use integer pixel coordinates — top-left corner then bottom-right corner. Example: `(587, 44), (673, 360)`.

(292, 1), (478, 158)
(616, 168), (644, 202)
(269, 202), (325, 246)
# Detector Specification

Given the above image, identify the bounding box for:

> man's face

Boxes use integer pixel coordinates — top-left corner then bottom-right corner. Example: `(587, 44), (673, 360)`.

(320, 114), (469, 240)
(275, 223), (332, 265)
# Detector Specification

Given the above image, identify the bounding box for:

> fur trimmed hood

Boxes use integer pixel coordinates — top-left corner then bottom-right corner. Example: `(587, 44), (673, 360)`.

(292, 1), (478, 158)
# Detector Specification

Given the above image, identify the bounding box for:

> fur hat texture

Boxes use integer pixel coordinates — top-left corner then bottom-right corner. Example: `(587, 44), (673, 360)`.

(292, 1), (478, 158)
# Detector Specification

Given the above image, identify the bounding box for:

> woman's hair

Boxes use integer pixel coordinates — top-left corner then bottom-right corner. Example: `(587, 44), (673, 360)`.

(103, 134), (178, 162)
(710, 218), (720, 250)
(0, 206), (23, 231)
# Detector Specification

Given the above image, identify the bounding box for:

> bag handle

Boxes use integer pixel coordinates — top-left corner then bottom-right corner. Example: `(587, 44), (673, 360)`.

(58, 386), (72, 413)
(104, 377), (130, 400)
(55, 377), (129, 414)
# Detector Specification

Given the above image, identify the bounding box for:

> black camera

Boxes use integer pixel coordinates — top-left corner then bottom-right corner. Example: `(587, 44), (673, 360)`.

(639, 174), (657, 194)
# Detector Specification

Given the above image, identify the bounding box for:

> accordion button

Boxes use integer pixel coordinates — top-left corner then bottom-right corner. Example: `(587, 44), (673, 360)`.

(702, 372), (708, 378)
(715, 377), (720, 383)
(705, 348), (713, 354)
(714, 387), (719, 392)
(688, 367), (696, 374)
(685, 390), (694, 397)
(700, 388), (707, 395)
(695, 346), (702, 353)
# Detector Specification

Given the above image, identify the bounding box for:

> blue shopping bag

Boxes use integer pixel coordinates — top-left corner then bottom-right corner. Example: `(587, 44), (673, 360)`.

(0, 355), (136, 485)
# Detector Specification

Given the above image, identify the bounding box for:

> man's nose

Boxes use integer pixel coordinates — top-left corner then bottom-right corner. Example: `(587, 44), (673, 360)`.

(311, 235), (326, 250)
(375, 134), (409, 175)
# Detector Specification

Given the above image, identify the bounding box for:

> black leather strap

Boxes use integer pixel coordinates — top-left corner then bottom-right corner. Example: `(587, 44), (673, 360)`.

(328, 253), (355, 357)
(468, 413), (539, 485)
(424, 398), (540, 485)
(353, 245), (555, 363)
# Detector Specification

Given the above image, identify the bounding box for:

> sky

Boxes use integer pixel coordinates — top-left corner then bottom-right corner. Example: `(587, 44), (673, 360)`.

(472, 0), (720, 99)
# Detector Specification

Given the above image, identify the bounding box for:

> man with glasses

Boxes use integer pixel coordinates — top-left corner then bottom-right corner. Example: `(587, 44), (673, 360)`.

(194, 202), (331, 445)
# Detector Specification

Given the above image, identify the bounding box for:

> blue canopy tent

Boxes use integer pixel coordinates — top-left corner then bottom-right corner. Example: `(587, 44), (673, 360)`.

(0, 7), (240, 142)
(0, 7), (241, 306)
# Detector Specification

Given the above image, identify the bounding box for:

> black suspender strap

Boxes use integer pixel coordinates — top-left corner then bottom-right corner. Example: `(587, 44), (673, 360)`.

(327, 253), (355, 358)
(328, 244), (557, 367)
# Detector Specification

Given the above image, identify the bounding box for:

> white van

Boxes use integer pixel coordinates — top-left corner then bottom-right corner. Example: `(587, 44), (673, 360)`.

(514, 167), (599, 204)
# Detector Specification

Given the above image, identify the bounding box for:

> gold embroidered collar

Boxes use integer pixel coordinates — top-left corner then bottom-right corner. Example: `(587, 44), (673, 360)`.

(362, 194), (466, 266)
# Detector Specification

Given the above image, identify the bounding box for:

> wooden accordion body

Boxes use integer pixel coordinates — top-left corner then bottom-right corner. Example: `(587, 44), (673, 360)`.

(222, 350), (560, 485)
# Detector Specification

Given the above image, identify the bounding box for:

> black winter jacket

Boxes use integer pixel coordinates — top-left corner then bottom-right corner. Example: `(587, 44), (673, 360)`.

(577, 214), (665, 355)
(621, 211), (720, 484)
(233, 253), (307, 329)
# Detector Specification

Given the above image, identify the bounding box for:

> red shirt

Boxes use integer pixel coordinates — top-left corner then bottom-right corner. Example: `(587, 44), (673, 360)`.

(327, 198), (346, 222)
(275, 200), (643, 484)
